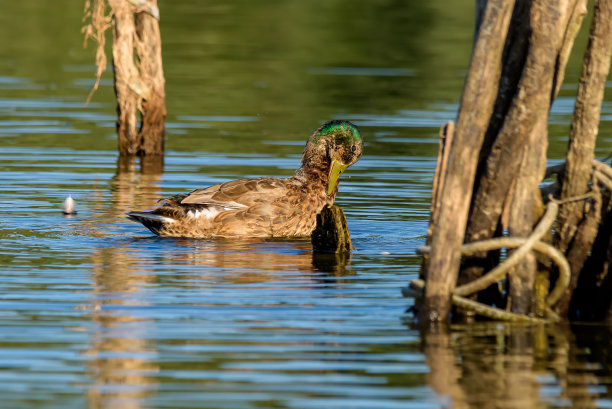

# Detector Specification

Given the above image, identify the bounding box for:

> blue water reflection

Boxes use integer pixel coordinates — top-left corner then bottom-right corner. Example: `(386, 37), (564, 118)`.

(2, 0), (612, 408)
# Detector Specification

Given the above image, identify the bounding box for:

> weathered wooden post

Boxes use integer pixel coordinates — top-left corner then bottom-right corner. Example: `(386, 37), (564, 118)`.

(310, 205), (353, 276)
(459, 0), (587, 315)
(312, 205), (353, 253)
(414, 0), (612, 323)
(419, 0), (514, 322)
(83, 0), (166, 161)
(555, 0), (612, 316)
(544, 0), (612, 320)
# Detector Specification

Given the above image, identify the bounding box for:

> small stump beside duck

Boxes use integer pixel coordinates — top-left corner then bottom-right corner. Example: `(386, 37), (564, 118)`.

(311, 205), (353, 253)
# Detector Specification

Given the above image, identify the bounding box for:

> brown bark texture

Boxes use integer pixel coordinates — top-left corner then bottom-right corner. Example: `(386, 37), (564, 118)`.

(419, 122), (454, 280)
(134, 9), (166, 156)
(555, 0), (612, 316)
(462, 0), (585, 294)
(505, 0), (568, 315)
(458, 1), (533, 310)
(420, 0), (515, 323)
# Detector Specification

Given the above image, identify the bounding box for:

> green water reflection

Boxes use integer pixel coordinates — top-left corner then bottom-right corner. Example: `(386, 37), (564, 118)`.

(2, 0), (471, 157)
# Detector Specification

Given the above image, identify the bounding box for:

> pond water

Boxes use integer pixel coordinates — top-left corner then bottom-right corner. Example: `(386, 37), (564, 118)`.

(2, 1), (612, 408)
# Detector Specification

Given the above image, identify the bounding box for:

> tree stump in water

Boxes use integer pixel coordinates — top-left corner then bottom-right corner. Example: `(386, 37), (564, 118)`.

(83, 0), (166, 160)
(412, 0), (612, 324)
(312, 205), (353, 253)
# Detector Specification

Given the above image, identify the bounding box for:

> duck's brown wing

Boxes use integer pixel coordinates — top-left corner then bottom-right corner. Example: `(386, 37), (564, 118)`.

(181, 177), (308, 236)
(129, 177), (305, 237)
(179, 177), (290, 208)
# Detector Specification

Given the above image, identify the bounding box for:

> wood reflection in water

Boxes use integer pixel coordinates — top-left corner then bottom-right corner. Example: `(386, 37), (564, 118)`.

(87, 157), (162, 409)
(422, 326), (468, 408)
(79, 156), (164, 237)
(111, 155), (164, 217)
(88, 246), (159, 409)
(422, 324), (603, 409)
(311, 251), (351, 276)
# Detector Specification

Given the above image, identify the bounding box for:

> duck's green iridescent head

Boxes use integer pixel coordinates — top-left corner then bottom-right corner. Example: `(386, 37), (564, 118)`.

(312, 120), (362, 145)
(304, 120), (363, 196)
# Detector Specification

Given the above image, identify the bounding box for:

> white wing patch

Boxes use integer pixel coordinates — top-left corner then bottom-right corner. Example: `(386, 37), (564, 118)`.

(156, 215), (177, 224)
(186, 203), (247, 220)
(187, 207), (220, 220)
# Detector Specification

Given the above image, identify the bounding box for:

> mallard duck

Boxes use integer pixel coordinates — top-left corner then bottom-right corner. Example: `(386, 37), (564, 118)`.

(127, 120), (363, 238)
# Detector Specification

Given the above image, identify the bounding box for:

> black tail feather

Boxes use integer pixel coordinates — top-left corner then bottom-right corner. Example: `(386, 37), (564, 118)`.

(126, 211), (174, 235)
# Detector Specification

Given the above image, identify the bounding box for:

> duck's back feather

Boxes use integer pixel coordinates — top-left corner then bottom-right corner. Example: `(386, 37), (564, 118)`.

(180, 177), (291, 207)
(128, 176), (329, 238)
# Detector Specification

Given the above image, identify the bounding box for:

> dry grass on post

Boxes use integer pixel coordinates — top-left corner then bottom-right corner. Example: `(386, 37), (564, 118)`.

(82, 0), (166, 162)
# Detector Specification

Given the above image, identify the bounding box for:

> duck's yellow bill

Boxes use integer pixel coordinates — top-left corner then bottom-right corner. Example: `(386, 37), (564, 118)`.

(327, 159), (349, 196)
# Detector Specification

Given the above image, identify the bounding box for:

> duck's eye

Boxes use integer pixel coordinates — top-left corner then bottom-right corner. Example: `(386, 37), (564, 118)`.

(351, 145), (357, 152)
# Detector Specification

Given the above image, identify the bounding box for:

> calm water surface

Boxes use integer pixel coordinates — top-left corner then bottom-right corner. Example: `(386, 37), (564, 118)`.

(2, 1), (612, 408)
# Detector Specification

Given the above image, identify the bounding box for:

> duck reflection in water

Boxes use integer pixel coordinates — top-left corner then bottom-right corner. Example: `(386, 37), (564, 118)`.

(151, 237), (354, 284)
